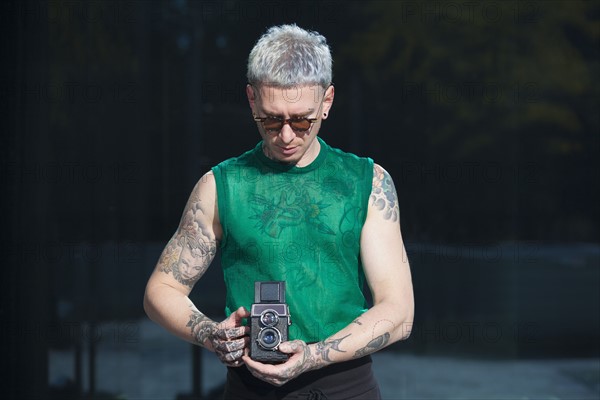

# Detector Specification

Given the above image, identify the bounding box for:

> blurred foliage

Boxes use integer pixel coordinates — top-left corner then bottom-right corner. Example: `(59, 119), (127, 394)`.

(332, 0), (599, 242)
(36, 0), (599, 243)
(337, 0), (599, 160)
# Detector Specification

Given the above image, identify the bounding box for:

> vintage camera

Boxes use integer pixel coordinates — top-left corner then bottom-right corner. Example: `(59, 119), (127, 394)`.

(250, 281), (291, 364)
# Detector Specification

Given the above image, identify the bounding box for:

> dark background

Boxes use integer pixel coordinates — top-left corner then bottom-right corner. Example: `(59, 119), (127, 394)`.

(2, 0), (599, 399)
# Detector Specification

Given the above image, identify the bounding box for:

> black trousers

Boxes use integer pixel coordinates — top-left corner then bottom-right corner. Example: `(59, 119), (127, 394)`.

(222, 356), (381, 400)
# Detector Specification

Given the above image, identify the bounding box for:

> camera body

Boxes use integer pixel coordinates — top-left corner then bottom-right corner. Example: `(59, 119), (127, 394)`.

(250, 281), (291, 364)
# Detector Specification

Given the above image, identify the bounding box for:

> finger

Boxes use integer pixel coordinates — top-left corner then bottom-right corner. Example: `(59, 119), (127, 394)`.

(221, 349), (244, 363)
(214, 326), (249, 340)
(241, 353), (256, 368)
(242, 361), (285, 387)
(233, 306), (250, 319)
(242, 353), (282, 373)
(227, 359), (245, 368)
(214, 337), (246, 354)
(242, 353), (271, 374)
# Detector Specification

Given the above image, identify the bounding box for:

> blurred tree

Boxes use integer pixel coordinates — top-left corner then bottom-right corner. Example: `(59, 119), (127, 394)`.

(335, 0), (599, 242)
(41, 0), (599, 243)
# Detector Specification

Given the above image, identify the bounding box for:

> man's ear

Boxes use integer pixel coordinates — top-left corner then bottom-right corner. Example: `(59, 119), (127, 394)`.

(322, 85), (335, 120)
(246, 84), (256, 111)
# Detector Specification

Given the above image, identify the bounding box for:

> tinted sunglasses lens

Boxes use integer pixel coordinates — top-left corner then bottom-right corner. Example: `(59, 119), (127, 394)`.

(290, 119), (311, 131)
(262, 118), (283, 131)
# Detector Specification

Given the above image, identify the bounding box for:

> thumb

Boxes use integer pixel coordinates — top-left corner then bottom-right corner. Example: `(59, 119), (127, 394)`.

(233, 306), (250, 319)
(223, 306), (250, 328)
(278, 340), (305, 355)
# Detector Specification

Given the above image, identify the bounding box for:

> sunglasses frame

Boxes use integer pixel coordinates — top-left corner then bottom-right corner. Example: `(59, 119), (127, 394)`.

(253, 115), (320, 135)
(251, 84), (332, 135)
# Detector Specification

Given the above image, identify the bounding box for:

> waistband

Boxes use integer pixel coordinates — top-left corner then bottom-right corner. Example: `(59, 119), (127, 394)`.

(225, 355), (377, 399)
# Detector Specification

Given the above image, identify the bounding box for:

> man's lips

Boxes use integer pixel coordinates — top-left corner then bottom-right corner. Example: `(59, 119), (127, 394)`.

(278, 146), (298, 156)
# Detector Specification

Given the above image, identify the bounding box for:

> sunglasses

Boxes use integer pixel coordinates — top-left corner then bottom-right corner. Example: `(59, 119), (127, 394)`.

(251, 84), (330, 135)
(253, 115), (320, 135)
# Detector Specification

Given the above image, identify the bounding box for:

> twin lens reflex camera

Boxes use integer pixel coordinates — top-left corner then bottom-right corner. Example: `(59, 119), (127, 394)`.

(250, 281), (291, 364)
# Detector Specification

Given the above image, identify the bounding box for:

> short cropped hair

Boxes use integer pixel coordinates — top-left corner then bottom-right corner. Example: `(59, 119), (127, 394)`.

(247, 24), (332, 89)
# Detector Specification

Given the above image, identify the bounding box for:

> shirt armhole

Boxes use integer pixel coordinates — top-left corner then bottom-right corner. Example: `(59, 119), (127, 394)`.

(211, 165), (229, 249)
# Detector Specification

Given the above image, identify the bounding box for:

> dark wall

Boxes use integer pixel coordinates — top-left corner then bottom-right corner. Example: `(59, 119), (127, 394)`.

(2, 0), (599, 398)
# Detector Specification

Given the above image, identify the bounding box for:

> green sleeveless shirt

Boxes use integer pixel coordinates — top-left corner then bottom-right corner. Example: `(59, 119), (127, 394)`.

(212, 138), (374, 343)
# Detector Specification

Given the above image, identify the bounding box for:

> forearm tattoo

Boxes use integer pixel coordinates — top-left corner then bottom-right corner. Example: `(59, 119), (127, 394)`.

(354, 332), (390, 358)
(270, 335), (352, 383)
(370, 164), (400, 222)
(315, 334), (351, 363)
(157, 194), (217, 288)
(354, 319), (394, 358)
(270, 321), (394, 383)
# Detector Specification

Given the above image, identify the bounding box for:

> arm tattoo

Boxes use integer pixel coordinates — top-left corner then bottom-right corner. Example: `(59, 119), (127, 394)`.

(158, 196), (217, 288)
(186, 308), (216, 346)
(370, 164), (400, 222)
(315, 334), (351, 363)
(354, 332), (390, 358)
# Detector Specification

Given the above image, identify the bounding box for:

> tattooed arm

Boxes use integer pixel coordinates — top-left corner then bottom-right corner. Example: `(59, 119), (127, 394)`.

(243, 163), (414, 385)
(143, 172), (250, 366)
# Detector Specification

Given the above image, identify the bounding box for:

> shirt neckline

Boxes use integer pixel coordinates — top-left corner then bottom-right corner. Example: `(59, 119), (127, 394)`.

(254, 137), (329, 173)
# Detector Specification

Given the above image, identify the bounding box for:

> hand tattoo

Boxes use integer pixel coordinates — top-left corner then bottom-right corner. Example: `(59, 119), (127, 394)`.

(186, 308), (216, 346)
(271, 341), (322, 385)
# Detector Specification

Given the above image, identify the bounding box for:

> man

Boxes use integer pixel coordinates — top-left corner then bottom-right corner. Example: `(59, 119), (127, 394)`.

(144, 24), (414, 399)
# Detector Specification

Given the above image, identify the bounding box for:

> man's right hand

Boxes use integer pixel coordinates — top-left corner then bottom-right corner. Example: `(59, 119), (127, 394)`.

(209, 306), (250, 367)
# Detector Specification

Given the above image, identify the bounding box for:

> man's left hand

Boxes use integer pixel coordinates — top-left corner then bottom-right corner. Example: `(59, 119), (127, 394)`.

(241, 340), (320, 386)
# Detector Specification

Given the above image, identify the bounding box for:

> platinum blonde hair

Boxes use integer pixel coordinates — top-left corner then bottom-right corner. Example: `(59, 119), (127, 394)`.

(247, 24), (332, 89)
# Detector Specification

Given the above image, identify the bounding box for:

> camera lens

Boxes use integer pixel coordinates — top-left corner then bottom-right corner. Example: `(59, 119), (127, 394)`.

(257, 327), (281, 350)
(260, 310), (279, 327)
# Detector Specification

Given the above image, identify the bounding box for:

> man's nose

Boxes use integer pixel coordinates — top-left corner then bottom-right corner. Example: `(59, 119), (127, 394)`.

(278, 123), (296, 144)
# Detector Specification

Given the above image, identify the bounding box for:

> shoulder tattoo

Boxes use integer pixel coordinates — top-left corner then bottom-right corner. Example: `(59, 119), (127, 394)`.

(370, 164), (400, 222)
